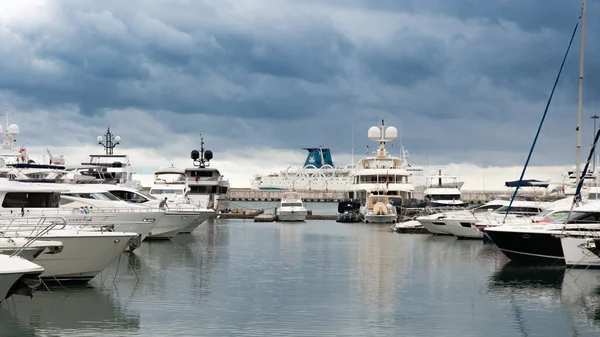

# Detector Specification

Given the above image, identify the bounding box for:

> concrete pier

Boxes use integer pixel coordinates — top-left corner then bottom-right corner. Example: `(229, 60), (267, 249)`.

(229, 188), (346, 202)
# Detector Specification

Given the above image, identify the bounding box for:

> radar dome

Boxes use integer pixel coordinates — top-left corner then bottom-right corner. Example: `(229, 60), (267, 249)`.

(7, 124), (19, 135)
(191, 150), (200, 160)
(97, 136), (103, 143)
(114, 136), (121, 143)
(204, 150), (213, 161)
(368, 126), (381, 141)
(384, 126), (398, 140)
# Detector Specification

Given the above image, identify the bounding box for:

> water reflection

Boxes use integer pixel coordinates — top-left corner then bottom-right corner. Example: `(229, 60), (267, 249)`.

(561, 269), (600, 333)
(0, 286), (140, 337)
(4, 220), (600, 336)
(349, 224), (404, 325)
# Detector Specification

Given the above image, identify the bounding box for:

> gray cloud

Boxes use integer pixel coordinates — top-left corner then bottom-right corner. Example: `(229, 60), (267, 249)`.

(1, 0), (599, 170)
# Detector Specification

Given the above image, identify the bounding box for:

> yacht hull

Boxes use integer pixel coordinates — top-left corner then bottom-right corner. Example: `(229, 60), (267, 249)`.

(145, 214), (194, 239)
(171, 210), (213, 233)
(0, 273), (23, 300)
(364, 214), (397, 224)
(276, 210), (307, 222)
(418, 219), (453, 235)
(444, 219), (482, 239)
(26, 233), (135, 282)
(561, 237), (600, 269)
(483, 229), (565, 265)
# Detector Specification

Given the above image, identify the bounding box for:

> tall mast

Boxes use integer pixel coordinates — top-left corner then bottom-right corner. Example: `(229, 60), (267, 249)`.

(351, 126), (354, 168)
(576, 0), (587, 179)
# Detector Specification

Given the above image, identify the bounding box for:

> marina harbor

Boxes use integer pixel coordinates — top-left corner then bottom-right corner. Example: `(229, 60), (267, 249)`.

(5, 1), (600, 336)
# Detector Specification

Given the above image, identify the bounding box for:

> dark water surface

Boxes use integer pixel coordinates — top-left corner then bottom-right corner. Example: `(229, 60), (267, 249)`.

(2, 219), (600, 336)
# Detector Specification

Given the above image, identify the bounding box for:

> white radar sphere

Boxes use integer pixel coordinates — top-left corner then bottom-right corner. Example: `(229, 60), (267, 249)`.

(384, 126), (398, 140)
(368, 126), (381, 141)
(115, 136), (121, 143)
(7, 124), (19, 135)
(97, 136), (103, 143)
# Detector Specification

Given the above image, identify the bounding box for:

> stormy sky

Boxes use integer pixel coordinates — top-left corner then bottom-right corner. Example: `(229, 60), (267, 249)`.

(1, 0), (600, 187)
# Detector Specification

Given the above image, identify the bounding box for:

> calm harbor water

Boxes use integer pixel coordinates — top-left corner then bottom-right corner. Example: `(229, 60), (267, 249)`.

(2, 218), (600, 337)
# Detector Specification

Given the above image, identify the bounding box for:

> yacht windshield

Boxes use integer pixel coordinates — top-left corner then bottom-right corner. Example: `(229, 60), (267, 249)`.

(472, 204), (503, 213)
(150, 188), (184, 195)
(282, 202), (302, 207)
(493, 206), (541, 216)
(551, 211), (600, 224)
(63, 192), (121, 201)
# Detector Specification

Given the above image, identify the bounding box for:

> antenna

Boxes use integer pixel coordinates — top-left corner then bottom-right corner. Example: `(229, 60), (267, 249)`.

(97, 127), (121, 155)
(191, 133), (212, 168)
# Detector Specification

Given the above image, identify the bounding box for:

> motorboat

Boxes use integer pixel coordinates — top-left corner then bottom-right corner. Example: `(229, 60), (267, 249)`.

(484, 200), (600, 265)
(275, 192), (307, 222)
(442, 198), (552, 239)
(0, 254), (44, 303)
(362, 194), (398, 224)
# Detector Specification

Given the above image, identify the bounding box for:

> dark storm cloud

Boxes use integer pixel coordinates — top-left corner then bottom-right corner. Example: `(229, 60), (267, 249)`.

(1, 0), (599, 168)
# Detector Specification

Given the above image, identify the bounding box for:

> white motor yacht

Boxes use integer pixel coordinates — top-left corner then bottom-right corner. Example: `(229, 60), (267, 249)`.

(0, 180), (160, 248)
(442, 199), (552, 239)
(0, 254), (45, 302)
(149, 166), (188, 200)
(58, 184), (183, 240)
(185, 135), (230, 211)
(420, 169), (466, 208)
(346, 120), (414, 206)
(275, 192), (307, 222)
(92, 184), (214, 234)
(0, 217), (138, 282)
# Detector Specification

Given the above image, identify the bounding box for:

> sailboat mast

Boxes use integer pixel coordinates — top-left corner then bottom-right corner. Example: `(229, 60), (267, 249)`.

(576, 0), (587, 179)
(351, 127), (354, 168)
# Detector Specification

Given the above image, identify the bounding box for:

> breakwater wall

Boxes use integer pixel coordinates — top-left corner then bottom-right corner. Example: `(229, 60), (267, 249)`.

(228, 188), (544, 203)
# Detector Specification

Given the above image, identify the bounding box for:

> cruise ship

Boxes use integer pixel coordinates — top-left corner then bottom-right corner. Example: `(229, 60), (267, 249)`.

(250, 147), (353, 191)
(250, 145), (439, 192)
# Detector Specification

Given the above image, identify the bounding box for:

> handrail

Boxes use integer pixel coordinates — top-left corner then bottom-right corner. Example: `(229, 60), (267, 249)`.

(5, 215), (68, 257)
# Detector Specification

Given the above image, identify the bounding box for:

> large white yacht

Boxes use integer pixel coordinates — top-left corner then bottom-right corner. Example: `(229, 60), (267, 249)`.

(91, 184), (214, 234)
(69, 127), (141, 189)
(347, 120), (414, 208)
(149, 166), (188, 199)
(0, 180), (139, 282)
(185, 135), (230, 211)
(419, 169), (466, 207)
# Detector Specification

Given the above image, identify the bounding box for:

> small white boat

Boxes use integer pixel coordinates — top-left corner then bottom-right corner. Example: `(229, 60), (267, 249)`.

(394, 220), (423, 232)
(276, 192), (307, 222)
(0, 254), (45, 303)
(362, 194), (398, 224)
